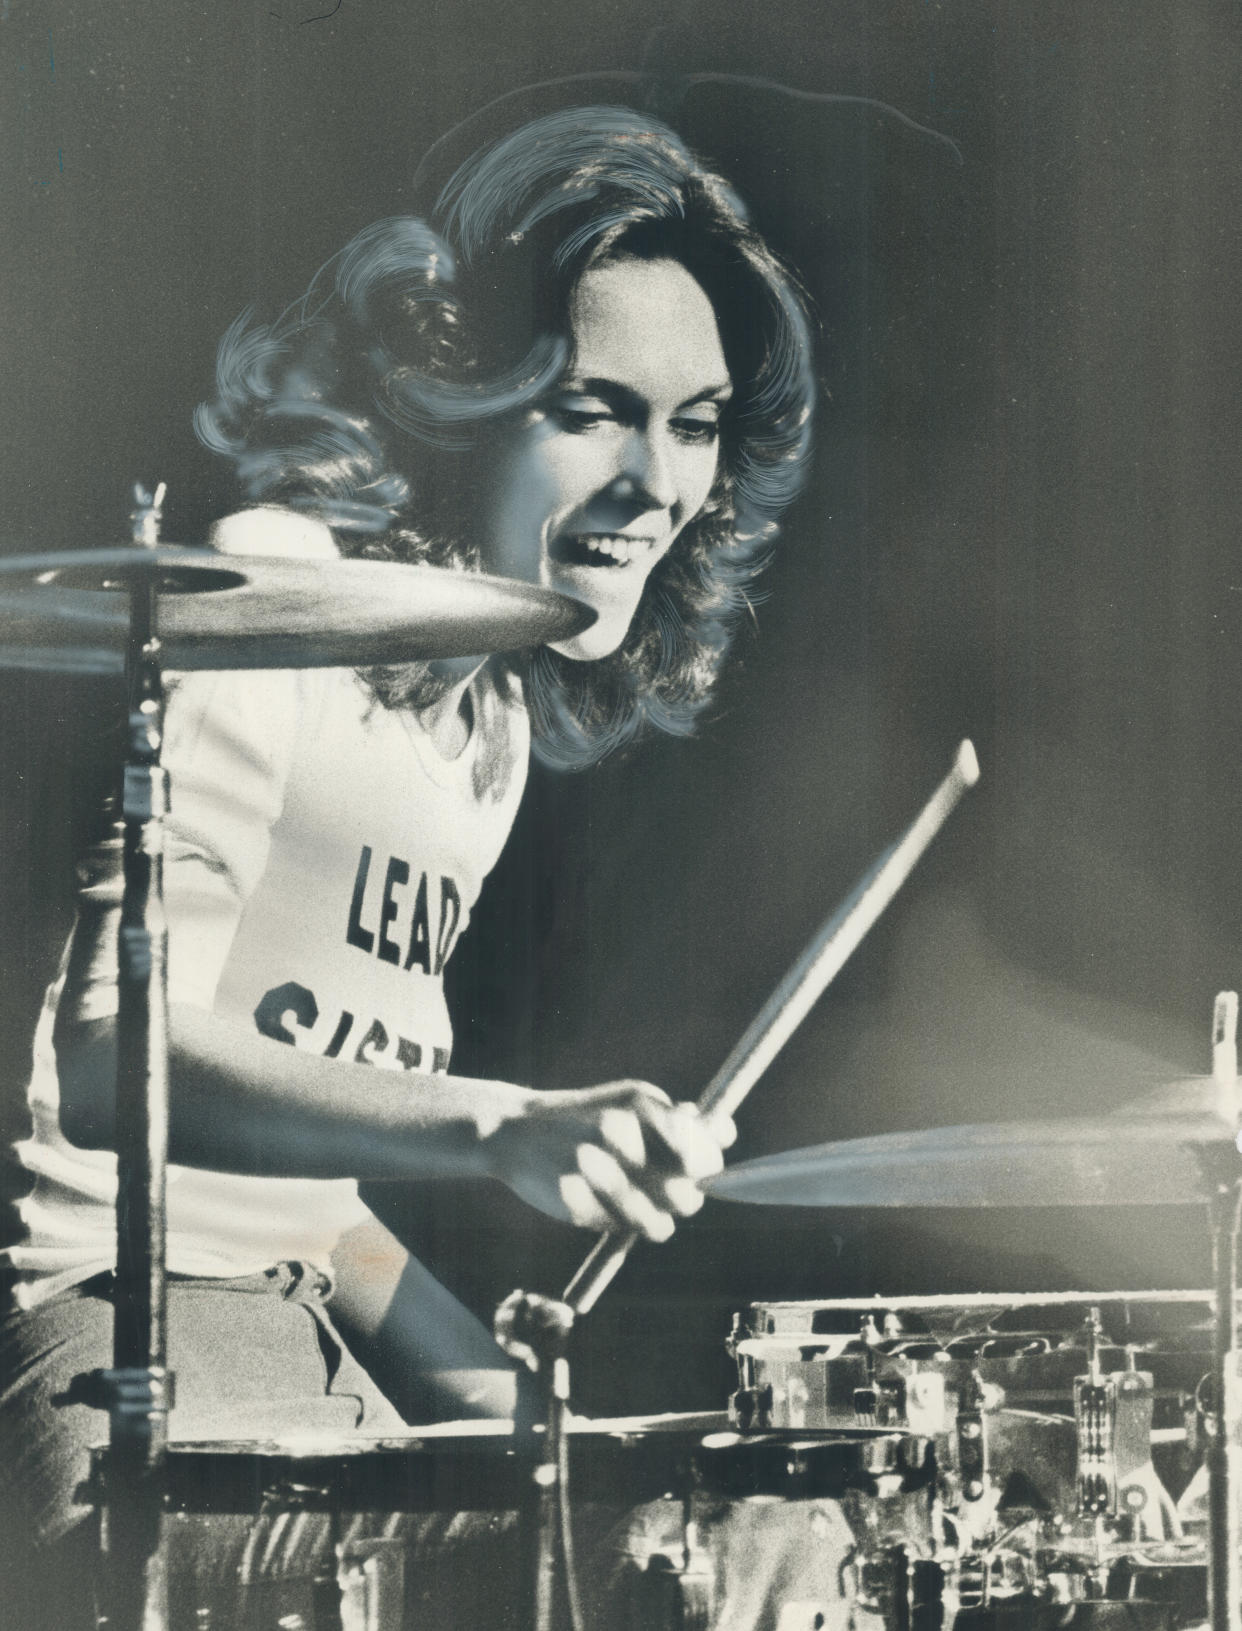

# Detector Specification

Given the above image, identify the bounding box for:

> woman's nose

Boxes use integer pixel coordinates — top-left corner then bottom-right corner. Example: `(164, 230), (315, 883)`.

(612, 427), (677, 512)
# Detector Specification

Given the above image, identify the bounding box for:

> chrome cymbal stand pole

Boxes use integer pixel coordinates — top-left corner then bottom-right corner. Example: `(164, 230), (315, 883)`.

(1207, 1172), (1242, 1631)
(495, 1291), (578, 1631)
(97, 483), (173, 1631)
(1205, 992), (1242, 1631)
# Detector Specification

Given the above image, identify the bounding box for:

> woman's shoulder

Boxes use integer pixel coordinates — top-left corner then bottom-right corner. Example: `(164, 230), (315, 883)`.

(168, 508), (342, 743)
(208, 507), (339, 560)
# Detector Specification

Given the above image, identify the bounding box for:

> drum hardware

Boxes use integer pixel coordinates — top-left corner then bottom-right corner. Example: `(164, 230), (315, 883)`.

(905, 1371), (951, 1439)
(1073, 1309), (1156, 1522)
(633, 1502), (714, 1631)
(856, 1316), (885, 1427)
(726, 1284), (1242, 1631)
(710, 991), (1242, 1631)
(956, 1378), (989, 1504)
(950, 1548), (989, 1614)
(494, 1288), (581, 1631)
(336, 1537), (407, 1631)
(90, 482), (176, 1631)
(1205, 1163), (1242, 1631)
(726, 1314), (772, 1432)
(890, 1550), (945, 1631)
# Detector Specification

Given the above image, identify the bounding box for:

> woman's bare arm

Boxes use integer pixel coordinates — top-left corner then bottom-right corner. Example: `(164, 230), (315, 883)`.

(56, 1005), (733, 1238)
(329, 1214), (517, 1421)
(59, 1004), (524, 1180)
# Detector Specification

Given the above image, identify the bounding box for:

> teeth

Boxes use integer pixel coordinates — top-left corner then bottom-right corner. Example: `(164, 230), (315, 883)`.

(581, 535), (639, 565)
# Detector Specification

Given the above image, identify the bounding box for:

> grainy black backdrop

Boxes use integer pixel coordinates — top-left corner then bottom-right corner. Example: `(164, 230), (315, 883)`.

(2, 1), (1240, 1413)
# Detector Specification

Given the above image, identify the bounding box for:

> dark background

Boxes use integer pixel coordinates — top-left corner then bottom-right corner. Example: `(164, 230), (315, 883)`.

(2, 1), (1240, 1414)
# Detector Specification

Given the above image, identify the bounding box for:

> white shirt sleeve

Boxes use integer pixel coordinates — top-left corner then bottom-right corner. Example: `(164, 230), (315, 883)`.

(162, 669), (305, 1009)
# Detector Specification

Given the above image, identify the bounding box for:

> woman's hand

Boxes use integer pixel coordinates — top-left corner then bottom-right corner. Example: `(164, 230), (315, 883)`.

(483, 1081), (736, 1240)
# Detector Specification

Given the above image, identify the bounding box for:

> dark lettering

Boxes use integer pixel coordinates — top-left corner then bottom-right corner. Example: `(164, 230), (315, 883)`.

(323, 1011), (354, 1058)
(431, 1046), (451, 1075)
(402, 874), (431, 973)
(254, 981), (318, 1045)
(345, 845), (376, 953)
(433, 876), (462, 975)
(377, 856), (409, 966)
(354, 1018), (390, 1065)
(395, 1036), (423, 1071)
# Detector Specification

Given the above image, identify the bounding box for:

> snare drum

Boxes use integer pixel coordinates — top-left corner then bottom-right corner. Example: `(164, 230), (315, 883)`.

(94, 1413), (933, 1630)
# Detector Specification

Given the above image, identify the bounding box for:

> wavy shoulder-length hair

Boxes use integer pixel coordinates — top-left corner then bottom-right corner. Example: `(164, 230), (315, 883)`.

(196, 105), (816, 769)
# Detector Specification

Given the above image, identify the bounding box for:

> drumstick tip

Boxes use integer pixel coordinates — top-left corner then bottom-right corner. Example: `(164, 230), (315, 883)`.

(956, 739), (981, 787)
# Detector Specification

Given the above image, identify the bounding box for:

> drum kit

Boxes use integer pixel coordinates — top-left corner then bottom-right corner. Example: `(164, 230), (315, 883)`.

(3, 489), (1242, 1631)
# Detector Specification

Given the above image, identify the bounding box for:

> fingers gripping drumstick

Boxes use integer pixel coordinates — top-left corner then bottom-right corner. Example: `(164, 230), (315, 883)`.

(563, 739), (981, 1315)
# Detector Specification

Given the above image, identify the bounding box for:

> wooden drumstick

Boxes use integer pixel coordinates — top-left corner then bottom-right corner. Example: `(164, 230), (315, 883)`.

(563, 739), (981, 1315)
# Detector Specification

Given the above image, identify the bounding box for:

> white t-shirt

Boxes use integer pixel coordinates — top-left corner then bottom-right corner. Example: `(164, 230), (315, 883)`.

(5, 515), (530, 1307)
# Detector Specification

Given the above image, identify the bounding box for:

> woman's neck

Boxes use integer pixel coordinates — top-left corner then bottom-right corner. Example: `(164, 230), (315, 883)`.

(414, 661), (481, 760)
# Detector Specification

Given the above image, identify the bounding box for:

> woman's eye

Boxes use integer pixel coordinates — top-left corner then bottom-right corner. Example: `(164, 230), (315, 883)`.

(671, 417), (720, 445)
(554, 403), (614, 432)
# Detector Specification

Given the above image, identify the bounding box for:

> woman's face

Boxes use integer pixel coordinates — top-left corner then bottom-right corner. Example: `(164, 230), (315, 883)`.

(476, 256), (731, 661)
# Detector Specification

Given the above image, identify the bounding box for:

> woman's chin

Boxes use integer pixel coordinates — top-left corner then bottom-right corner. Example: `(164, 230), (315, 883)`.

(548, 623), (625, 663)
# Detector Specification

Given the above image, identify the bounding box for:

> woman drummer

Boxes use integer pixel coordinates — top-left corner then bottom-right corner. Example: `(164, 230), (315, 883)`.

(0, 104), (816, 1622)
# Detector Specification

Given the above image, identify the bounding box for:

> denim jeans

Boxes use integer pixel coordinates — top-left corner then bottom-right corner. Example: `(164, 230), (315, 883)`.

(0, 1265), (403, 1629)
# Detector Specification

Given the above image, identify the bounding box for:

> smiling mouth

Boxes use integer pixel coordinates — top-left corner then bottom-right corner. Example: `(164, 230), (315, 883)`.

(554, 533), (655, 569)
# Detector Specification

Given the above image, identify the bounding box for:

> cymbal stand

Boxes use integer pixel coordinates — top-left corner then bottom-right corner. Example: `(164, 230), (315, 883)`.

(1205, 1170), (1242, 1631)
(1205, 991), (1242, 1631)
(94, 484), (174, 1631)
(495, 1291), (579, 1631)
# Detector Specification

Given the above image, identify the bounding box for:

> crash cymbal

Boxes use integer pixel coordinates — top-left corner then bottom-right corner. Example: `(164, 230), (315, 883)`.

(0, 545), (594, 672)
(704, 1078), (1241, 1209)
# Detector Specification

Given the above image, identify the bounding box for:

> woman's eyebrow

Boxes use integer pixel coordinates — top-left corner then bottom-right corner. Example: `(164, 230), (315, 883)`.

(558, 377), (733, 408)
(557, 376), (626, 399)
(679, 383), (733, 408)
